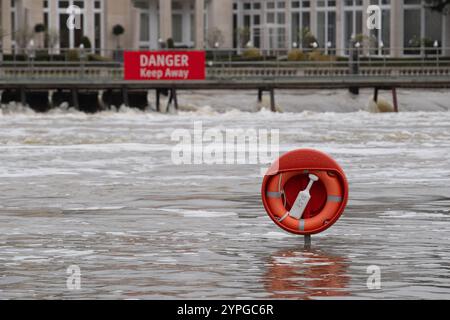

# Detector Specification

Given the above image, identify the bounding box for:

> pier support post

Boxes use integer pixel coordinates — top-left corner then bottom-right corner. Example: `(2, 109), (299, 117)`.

(374, 87), (379, 102)
(172, 88), (178, 111)
(349, 87), (360, 95)
(72, 89), (79, 110)
(304, 235), (312, 249)
(270, 88), (276, 112)
(20, 88), (27, 106)
(257, 89), (263, 103)
(122, 87), (130, 107)
(392, 88), (399, 113)
(156, 89), (161, 112)
(167, 91), (172, 112)
(165, 88), (179, 113)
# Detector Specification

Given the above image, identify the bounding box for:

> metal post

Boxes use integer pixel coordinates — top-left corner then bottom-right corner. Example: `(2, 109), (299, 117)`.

(72, 89), (79, 110)
(392, 88), (399, 113)
(166, 90), (173, 112)
(380, 42), (386, 70)
(156, 89), (161, 112)
(20, 87), (27, 106)
(257, 89), (263, 103)
(0, 41), (3, 65)
(270, 88), (276, 112)
(0, 41), (3, 82)
(172, 88), (178, 110)
(434, 41), (439, 68)
(374, 87), (379, 103)
(122, 87), (129, 107)
(79, 44), (86, 79)
(28, 40), (36, 80)
(349, 41), (360, 95)
(304, 235), (312, 248)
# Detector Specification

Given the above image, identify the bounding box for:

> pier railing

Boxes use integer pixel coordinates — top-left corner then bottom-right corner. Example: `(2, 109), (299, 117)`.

(1, 60), (450, 81)
(1, 48), (450, 112)
(1, 47), (450, 83)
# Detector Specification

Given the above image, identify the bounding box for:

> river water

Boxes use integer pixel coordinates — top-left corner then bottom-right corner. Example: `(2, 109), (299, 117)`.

(0, 89), (450, 299)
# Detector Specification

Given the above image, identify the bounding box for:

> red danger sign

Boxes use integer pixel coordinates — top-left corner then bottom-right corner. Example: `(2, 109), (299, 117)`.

(124, 51), (206, 81)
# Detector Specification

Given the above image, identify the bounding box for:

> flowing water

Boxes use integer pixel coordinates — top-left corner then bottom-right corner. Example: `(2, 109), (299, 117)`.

(0, 89), (450, 299)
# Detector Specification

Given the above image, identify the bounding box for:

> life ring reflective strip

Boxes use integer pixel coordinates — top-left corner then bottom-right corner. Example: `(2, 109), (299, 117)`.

(265, 170), (343, 234)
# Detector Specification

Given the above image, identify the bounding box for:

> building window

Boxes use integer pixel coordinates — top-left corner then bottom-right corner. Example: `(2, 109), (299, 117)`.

(136, 0), (160, 50)
(93, 0), (103, 54)
(56, 0), (86, 49)
(171, 1), (195, 47)
(317, 0), (336, 54)
(43, 1), (50, 49)
(135, 0), (150, 48)
(234, 1), (264, 48)
(291, 1), (311, 49)
(369, 0), (390, 56)
(233, 11), (238, 48)
(343, 0), (363, 54)
(140, 12), (150, 43)
(10, 0), (17, 45)
(45, 0), (104, 51)
(265, 1), (287, 49)
(234, 0), (287, 50)
(172, 14), (183, 43)
(404, 0), (445, 55)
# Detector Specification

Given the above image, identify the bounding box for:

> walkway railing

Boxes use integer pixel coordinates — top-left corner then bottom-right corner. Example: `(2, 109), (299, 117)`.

(1, 47), (450, 82)
(1, 61), (450, 81)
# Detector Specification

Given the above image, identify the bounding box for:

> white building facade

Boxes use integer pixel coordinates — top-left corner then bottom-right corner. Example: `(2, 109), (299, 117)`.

(1, 0), (449, 56)
(233, 0), (450, 56)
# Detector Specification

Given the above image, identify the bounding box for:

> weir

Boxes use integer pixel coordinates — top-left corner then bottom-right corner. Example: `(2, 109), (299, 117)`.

(1, 59), (450, 113)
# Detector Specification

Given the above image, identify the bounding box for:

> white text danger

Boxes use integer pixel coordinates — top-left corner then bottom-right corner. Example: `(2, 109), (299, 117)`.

(140, 54), (189, 67)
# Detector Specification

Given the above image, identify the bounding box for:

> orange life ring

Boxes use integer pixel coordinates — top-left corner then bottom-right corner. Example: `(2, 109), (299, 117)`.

(261, 149), (349, 235)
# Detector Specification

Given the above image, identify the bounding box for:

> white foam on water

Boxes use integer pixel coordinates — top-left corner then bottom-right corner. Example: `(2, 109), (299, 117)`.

(262, 231), (295, 239)
(1, 90), (450, 299)
(380, 211), (450, 219)
(64, 206), (126, 211)
(160, 208), (237, 218)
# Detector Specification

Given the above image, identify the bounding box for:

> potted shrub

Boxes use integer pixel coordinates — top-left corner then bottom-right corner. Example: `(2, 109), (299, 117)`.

(33, 24), (46, 50)
(112, 25), (125, 62)
(34, 23), (46, 34)
(80, 36), (92, 49)
(112, 24), (125, 49)
(166, 38), (175, 49)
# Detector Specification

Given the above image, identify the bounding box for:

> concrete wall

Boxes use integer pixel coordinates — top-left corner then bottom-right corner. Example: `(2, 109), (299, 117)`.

(159, 0), (172, 42)
(1, 0), (13, 53)
(105, 0), (135, 50)
(207, 0), (233, 48)
(390, 0), (403, 58)
(22, 0), (45, 48)
(22, 0), (44, 28)
(446, 16), (450, 56)
(195, 0), (205, 49)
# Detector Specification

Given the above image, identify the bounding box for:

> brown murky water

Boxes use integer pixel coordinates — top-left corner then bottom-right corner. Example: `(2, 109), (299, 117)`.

(1, 90), (450, 299)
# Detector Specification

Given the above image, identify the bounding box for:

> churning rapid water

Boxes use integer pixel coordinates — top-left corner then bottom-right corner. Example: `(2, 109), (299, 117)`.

(0, 89), (450, 299)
